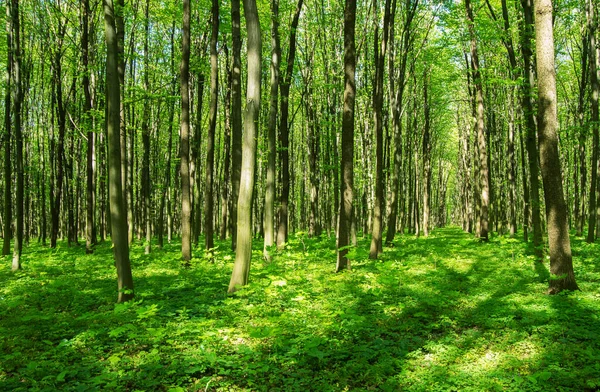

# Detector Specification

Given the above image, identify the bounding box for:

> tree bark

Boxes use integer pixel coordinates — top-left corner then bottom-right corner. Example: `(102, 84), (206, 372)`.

(586, 0), (599, 243)
(205, 0), (219, 253)
(11, 0), (22, 270)
(264, 0), (280, 260)
(534, 0), (579, 293)
(180, 0), (192, 262)
(228, 0), (261, 292)
(369, 0), (392, 258)
(336, 0), (356, 272)
(276, 0), (303, 249)
(2, 1), (12, 257)
(142, 0), (152, 254)
(104, 0), (134, 302)
(83, 0), (96, 254)
(466, 0), (490, 241)
(230, 0), (242, 251)
(520, 0), (543, 258)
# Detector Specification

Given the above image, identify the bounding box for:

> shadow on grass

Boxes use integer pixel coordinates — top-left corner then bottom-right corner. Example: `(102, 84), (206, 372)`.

(1, 228), (599, 391)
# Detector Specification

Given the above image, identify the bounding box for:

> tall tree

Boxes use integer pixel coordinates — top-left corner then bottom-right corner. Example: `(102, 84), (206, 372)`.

(264, 0), (280, 260)
(205, 0), (219, 253)
(422, 68), (432, 237)
(534, 0), (579, 293)
(180, 0), (192, 262)
(586, 0), (599, 243)
(520, 0), (543, 258)
(337, 0), (356, 272)
(276, 0), (303, 249)
(465, 0), (490, 241)
(2, 1), (12, 257)
(104, 0), (134, 302)
(228, 0), (261, 292)
(142, 0), (152, 254)
(369, 0), (392, 258)
(11, 0), (22, 270)
(83, 0), (96, 254)
(230, 0), (242, 251)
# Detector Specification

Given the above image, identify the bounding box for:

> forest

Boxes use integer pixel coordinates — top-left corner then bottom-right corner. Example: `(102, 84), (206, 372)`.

(1, 0), (600, 390)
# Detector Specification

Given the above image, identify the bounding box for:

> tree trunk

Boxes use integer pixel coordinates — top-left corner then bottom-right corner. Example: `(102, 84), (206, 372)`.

(205, 0), (219, 253)
(276, 0), (303, 249)
(221, 44), (232, 241)
(104, 0), (134, 302)
(180, 0), (192, 262)
(142, 0), (152, 254)
(369, 0), (391, 258)
(422, 69), (431, 237)
(230, 0), (242, 251)
(2, 1), (12, 257)
(466, 0), (489, 241)
(534, 0), (579, 293)
(587, 0), (599, 243)
(336, 0), (356, 272)
(520, 0), (543, 259)
(228, 0), (261, 292)
(83, 0), (96, 254)
(264, 0), (280, 260)
(11, 0), (22, 270)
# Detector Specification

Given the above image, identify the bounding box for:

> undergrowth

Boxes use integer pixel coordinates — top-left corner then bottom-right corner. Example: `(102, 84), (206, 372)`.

(1, 227), (599, 391)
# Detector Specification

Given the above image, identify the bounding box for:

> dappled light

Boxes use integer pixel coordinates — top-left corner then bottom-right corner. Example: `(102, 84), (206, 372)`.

(1, 228), (598, 390)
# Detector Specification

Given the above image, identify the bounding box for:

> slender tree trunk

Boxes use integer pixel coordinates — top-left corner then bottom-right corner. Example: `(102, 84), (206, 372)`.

(83, 0), (96, 254)
(230, 0), (242, 251)
(369, 0), (391, 258)
(520, 0), (543, 258)
(587, 0), (599, 243)
(228, 0), (261, 292)
(336, 0), (356, 272)
(205, 0), (219, 253)
(534, 0), (579, 293)
(11, 0), (22, 270)
(422, 69), (431, 237)
(104, 0), (134, 302)
(264, 0), (280, 259)
(276, 0), (303, 249)
(508, 90), (517, 236)
(142, 0), (152, 254)
(180, 0), (192, 262)
(221, 45), (232, 241)
(466, 0), (489, 241)
(2, 1), (12, 257)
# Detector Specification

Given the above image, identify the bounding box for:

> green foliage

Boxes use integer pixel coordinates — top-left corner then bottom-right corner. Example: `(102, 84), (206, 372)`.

(1, 228), (599, 391)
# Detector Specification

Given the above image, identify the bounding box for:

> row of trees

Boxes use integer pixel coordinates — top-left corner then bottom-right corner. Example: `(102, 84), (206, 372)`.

(1, 0), (595, 300)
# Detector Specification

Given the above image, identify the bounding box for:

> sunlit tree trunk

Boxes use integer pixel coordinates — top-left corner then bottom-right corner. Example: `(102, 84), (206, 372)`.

(180, 0), (192, 262)
(2, 1), (12, 257)
(11, 0), (22, 270)
(534, 0), (579, 293)
(264, 0), (279, 260)
(230, 0), (242, 251)
(337, 0), (356, 272)
(104, 0), (134, 302)
(228, 0), (261, 292)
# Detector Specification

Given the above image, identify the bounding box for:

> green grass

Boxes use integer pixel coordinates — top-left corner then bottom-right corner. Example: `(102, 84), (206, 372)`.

(1, 227), (599, 391)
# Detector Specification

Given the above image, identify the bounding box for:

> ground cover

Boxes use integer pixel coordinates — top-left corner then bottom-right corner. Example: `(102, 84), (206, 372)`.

(1, 227), (599, 391)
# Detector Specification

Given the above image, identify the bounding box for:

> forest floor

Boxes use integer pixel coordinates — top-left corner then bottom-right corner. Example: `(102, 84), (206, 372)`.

(1, 227), (599, 391)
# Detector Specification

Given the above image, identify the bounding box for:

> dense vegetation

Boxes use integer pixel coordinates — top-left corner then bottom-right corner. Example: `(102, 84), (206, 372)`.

(2, 0), (600, 388)
(2, 228), (599, 391)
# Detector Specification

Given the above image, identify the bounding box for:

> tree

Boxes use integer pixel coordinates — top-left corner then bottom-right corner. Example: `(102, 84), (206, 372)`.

(2, 0), (12, 257)
(142, 0), (152, 254)
(276, 0), (303, 249)
(11, 0), (23, 271)
(205, 0), (219, 253)
(337, 0), (356, 272)
(264, 0), (280, 261)
(369, 0), (392, 258)
(83, 0), (96, 254)
(465, 0), (489, 241)
(180, 0), (192, 263)
(534, 0), (579, 293)
(586, 0), (599, 243)
(228, 0), (261, 292)
(104, 0), (134, 302)
(230, 0), (242, 251)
